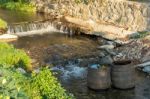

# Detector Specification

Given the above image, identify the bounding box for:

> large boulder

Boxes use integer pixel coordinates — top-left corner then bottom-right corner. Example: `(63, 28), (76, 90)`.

(0, 34), (18, 42)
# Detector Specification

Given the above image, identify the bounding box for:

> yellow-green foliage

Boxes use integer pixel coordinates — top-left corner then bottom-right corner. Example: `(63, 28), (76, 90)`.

(0, 19), (7, 29)
(0, 67), (74, 99)
(3, 2), (36, 12)
(0, 42), (32, 70)
(0, 42), (74, 99)
(32, 68), (74, 99)
(0, 67), (29, 98)
(0, 67), (41, 99)
(0, 1), (36, 12)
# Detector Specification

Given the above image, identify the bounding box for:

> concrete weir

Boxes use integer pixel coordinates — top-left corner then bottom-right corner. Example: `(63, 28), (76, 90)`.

(0, 34), (18, 42)
(0, 17), (136, 43)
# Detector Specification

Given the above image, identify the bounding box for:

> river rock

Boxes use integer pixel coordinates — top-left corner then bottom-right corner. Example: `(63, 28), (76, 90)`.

(98, 45), (115, 50)
(129, 32), (140, 39)
(89, 64), (100, 69)
(142, 66), (150, 73)
(114, 39), (132, 45)
(0, 34), (18, 42)
(33, 68), (40, 74)
(97, 37), (117, 46)
(98, 51), (106, 57)
(97, 37), (108, 45)
(136, 61), (150, 67)
(48, 4), (58, 10)
(99, 55), (113, 65)
(141, 51), (150, 62)
(105, 49), (116, 56)
(17, 68), (26, 74)
(142, 55), (150, 63)
(113, 53), (125, 61)
(0, 34), (18, 39)
(106, 41), (116, 46)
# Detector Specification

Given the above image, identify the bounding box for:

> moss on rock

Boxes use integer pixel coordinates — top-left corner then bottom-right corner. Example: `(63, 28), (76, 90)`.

(0, 19), (7, 29)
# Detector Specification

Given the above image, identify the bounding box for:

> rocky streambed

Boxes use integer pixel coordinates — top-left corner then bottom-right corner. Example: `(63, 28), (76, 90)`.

(9, 32), (150, 99)
(11, 33), (103, 67)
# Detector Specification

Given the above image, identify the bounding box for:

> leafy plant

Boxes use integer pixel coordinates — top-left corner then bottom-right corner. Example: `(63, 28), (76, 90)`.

(0, 42), (32, 71)
(0, 18), (7, 29)
(0, 43), (74, 98)
(0, 67), (29, 99)
(0, 0), (36, 12)
(32, 68), (74, 99)
(0, 67), (74, 99)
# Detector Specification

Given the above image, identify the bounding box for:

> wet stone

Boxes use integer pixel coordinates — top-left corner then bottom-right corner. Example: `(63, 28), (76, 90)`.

(142, 66), (150, 73)
(98, 45), (115, 50)
(99, 55), (113, 65)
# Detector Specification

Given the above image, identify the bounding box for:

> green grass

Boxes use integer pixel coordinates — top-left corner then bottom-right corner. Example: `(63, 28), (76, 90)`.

(0, 1), (36, 12)
(0, 42), (32, 71)
(0, 18), (7, 29)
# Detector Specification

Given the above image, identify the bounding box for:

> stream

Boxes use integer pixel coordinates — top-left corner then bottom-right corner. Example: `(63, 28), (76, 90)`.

(11, 33), (150, 99)
(1, 9), (150, 99)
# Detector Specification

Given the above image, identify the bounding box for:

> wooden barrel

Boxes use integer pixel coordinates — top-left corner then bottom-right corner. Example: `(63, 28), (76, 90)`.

(87, 66), (111, 90)
(111, 60), (135, 89)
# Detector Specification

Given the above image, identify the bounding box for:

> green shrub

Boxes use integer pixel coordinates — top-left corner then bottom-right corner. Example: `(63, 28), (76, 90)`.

(0, 18), (7, 29)
(32, 68), (74, 99)
(0, 42), (73, 98)
(0, 67), (74, 99)
(0, 67), (28, 99)
(0, 1), (36, 12)
(0, 67), (41, 99)
(0, 42), (32, 70)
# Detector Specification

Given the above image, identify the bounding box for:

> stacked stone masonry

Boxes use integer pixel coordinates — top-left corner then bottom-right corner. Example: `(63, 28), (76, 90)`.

(34, 0), (150, 31)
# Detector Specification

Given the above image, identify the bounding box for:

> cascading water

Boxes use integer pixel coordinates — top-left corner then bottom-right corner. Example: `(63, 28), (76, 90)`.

(7, 20), (75, 36)
(51, 62), (87, 80)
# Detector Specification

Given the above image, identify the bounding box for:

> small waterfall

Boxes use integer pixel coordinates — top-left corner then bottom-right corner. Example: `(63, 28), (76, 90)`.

(7, 20), (76, 36)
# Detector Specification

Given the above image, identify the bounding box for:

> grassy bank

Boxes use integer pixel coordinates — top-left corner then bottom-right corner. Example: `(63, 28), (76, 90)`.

(0, 43), (32, 70)
(0, 0), (36, 12)
(0, 18), (7, 29)
(0, 42), (74, 99)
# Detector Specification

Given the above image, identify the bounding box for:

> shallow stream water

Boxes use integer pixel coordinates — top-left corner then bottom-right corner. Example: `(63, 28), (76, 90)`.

(11, 33), (150, 99)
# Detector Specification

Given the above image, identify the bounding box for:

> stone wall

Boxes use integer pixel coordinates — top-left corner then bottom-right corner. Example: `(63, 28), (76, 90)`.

(34, 0), (150, 31)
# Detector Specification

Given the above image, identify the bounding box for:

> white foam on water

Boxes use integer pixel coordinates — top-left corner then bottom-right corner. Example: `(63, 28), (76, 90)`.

(15, 26), (60, 37)
(51, 64), (87, 80)
(7, 21), (73, 36)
